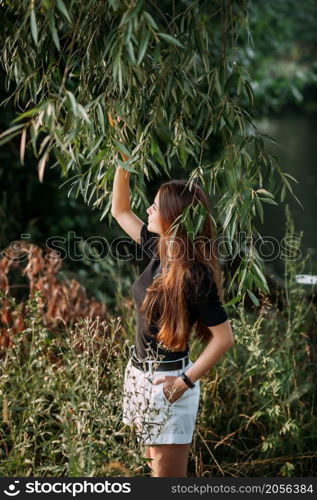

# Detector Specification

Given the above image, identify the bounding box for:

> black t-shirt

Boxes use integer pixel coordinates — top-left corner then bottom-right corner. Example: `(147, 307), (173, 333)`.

(132, 223), (228, 360)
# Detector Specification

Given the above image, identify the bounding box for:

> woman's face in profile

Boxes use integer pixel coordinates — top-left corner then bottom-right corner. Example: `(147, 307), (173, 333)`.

(146, 192), (163, 234)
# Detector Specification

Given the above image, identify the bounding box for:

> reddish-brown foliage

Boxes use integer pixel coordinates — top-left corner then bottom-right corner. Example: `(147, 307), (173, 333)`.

(0, 241), (115, 357)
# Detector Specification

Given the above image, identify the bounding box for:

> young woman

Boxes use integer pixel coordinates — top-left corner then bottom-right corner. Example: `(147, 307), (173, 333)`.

(111, 159), (234, 478)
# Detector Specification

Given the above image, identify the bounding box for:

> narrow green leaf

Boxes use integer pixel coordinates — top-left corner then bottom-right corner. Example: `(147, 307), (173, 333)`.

(157, 32), (184, 48)
(258, 197), (278, 205)
(20, 127), (27, 165)
(123, 19), (132, 43)
(77, 104), (91, 124)
(30, 9), (38, 46)
(237, 75), (244, 96)
(113, 53), (123, 91)
(86, 135), (103, 159)
(66, 91), (77, 113)
(96, 103), (105, 134)
(137, 29), (150, 64)
(282, 174), (293, 194)
(0, 124), (24, 139)
(13, 107), (42, 121)
(88, 185), (97, 204)
(0, 130), (23, 146)
(253, 263), (268, 290)
(280, 184), (286, 202)
(245, 80), (254, 105)
(38, 152), (48, 183)
(127, 40), (136, 64)
(256, 188), (274, 198)
(150, 137), (158, 155)
(225, 71), (240, 92)
(194, 30), (203, 57)
(291, 192), (304, 209)
(238, 266), (247, 294)
(56, 0), (72, 22)
(247, 289), (260, 306)
(283, 172), (298, 184)
(224, 294), (242, 307)
(144, 11), (158, 30)
(38, 135), (50, 156)
(214, 69), (221, 96)
(117, 158), (137, 173)
(55, 149), (68, 176)
(260, 132), (279, 145)
(83, 169), (92, 201)
(121, 0), (144, 25)
(64, 111), (75, 133)
(223, 203), (234, 230)
(113, 139), (131, 158)
(255, 196), (264, 223)
(48, 12), (60, 51)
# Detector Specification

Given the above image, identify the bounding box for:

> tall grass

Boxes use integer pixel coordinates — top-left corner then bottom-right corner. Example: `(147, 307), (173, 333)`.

(0, 211), (316, 476)
(0, 302), (138, 476)
(190, 208), (316, 476)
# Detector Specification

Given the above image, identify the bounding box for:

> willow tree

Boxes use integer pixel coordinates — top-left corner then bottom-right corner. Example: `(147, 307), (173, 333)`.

(0, 0), (297, 303)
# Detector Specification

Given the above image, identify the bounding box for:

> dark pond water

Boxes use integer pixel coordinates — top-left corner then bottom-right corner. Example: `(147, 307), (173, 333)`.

(257, 115), (317, 277)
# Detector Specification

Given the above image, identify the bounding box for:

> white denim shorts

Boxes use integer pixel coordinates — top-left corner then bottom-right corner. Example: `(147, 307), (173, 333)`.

(122, 356), (200, 445)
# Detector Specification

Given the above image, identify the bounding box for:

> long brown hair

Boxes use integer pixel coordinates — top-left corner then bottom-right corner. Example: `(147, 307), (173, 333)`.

(139, 179), (224, 351)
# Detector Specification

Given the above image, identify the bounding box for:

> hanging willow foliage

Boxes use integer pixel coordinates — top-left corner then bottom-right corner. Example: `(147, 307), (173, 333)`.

(0, 0), (298, 301)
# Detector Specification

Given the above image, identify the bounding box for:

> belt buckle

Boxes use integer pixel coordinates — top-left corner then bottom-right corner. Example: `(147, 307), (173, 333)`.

(182, 356), (188, 370)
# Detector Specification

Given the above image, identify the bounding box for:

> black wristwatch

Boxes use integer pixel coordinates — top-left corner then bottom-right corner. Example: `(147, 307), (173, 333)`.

(181, 372), (195, 389)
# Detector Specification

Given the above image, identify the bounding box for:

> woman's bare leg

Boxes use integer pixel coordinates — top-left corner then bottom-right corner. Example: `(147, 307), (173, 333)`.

(148, 444), (190, 477)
